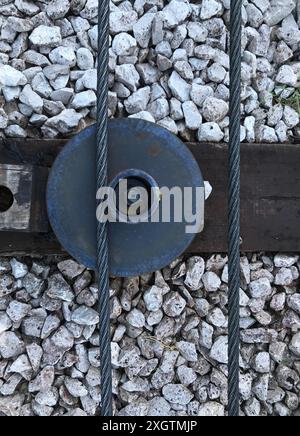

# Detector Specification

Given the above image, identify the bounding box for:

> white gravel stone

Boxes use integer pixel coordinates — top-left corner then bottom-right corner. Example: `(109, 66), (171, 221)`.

(275, 268), (294, 286)
(143, 286), (163, 312)
(8, 354), (31, 375)
(253, 352), (271, 373)
(202, 97), (229, 122)
(174, 60), (193, 80)
(191, 84), (213, 108)
(0, 65), (27, 87)
(29, 26), (62, 47)
(201, 0), (223, 20)
(163, 292), (186, 317)
(283, 106), (300, 129)
(182, 101), (202, 130)
(110, 10), (138, 35)
(274, 254), (298, 268)
(0, 332), (24, 359)
(202, 271), (221, 293)
(207, 63), (226, 83)
(10, 259), (28, 279)
(71, 307), (99, 326)
(176, 341), (197, 362)
(129, 111), (155, 123)
(185, 256), (205, 290)
(115, 64), (140, 92)
(46, 109), (83, 134)
(49, 47), (76, 67)
(7, 301), (31, 324)
(44, 1), (67, 19)
(112, 32), (137, 56)
(177, 365), (197, 385)
(64, 377), (88, 398)
(46, 274), (73, 302)
(276, 65), (298, 87)
(198, 402), (224, 417)
(71, 90), (96, 109)
(270, 292), (286, 312)
(19, 85), (43, 114)
(187, 22), (208, 42)
(0, 313), (12, 335)
(124, 87), (150, 114)
(207, 308), (227, 328)
(199, 321), (214, 349)
(210, 336), (228, 364)
(289, 332), (300, 357)
(265, 0), (296, 26)
(287, 294), (300, 314)
(76, 48), (94, 70)
(168, 71), (191, 103)
(198, 122), (224, 142)
(162, 383), (193, 405)
(162, 0), (191, 29)
(126, 309), (145, 329)
(249, 277), (272, 299)
(133, 13), (155, 49)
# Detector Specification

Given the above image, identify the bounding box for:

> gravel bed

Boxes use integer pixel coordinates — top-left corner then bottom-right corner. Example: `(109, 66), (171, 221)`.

(0, 0), (300, 141)
(1, 0), (300, 418)
(0, 253), (300, 416)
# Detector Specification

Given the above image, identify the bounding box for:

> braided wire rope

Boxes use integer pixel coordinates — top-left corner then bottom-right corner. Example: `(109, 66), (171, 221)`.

(228, 0), (242, 417)
(97, 0), (113, 417)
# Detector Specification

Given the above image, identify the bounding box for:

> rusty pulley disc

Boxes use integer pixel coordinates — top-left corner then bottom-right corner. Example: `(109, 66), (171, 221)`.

(47, 119), (204, 277)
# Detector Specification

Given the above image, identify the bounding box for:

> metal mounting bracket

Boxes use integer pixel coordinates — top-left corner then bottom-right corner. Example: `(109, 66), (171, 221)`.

(0, 164), (49, 233)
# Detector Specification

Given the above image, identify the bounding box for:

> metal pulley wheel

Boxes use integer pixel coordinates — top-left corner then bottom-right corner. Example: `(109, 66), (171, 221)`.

(47, 118), (204, 277)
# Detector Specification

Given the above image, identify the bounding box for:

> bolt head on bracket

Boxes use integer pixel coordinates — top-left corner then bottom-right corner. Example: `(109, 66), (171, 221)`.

(47, 119), (204, 277)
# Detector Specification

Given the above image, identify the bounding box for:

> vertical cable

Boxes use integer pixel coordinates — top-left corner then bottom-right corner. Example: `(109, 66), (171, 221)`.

(97, 0), (113, 416)
(228, 0), (242, 417)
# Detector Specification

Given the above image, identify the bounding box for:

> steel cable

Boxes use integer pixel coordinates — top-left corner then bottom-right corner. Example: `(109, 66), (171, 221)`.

(97, 0), (113, 417)
(228, 0), (242, 417)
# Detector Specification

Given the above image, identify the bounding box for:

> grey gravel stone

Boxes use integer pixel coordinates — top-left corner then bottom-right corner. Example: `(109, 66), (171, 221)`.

(249, 277), (272, 299)
(46, 274), (74, 302)
(0, 332), (25, 359)
(198, 402), (224, 417)
(163, 292), (186, 317)
(162, 383), (193, 405)
(143, 286), (163, 312)
(0, 313), (12, 335)
(176, 341), (197, 362)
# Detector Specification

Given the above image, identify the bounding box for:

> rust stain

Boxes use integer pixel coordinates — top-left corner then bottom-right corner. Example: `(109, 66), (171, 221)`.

(148, 144), (162, 157)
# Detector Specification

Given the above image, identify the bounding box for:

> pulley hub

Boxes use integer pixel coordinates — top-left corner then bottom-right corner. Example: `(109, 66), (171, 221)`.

(47, 119), (204, 277)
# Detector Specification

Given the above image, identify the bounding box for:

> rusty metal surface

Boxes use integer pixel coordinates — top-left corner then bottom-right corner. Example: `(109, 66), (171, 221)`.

(47, 119), (204, 276)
